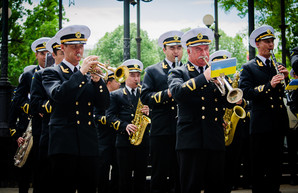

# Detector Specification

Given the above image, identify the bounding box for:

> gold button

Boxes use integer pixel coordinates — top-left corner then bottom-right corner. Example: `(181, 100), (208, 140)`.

(79, 84), (82, 88)
(42, 105), (45, 107)
(201, 87), (204, 89)
(151, 96), (154, 98)
(204, 85), (207, 87)
(99, 85), (103, 89)
(171, 106), (175, 110)
(223, 108), (225, 111)
(202, 116), (205, 119)
(280, 105), (283, 108)
(279, 97), (282, 100)
(76, 111), (79, 115)
(215, 98), (218, 102)
(201, 97), (205, 100)
(268, 89), (271, 91)
(88, 112), (91, 116)
(215, 117), (218, 121)
(243, 120), (246, 123)
(88, 121), (91, 125)
(88, 102), (91, 106)
(215, 108), (218, 111)
(270, 97), (273, 100)
(100, 89), (103, 92)
(266, 91), (268, 94)
(131, 114), (134, 117)
(271, 105), (274, 108)
(202, 106), (205, 110)
(77, 120), (80, 124)
(82, 81), (85, 84)
(76, 101), (79, 105)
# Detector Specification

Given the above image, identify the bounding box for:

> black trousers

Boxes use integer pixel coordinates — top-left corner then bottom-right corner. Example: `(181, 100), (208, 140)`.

(50, 154), (98, 193)
(98, 146), (119, 193)
(150, 135), (180, 193)
(250, 132), (284, 193)
(116, 146), (149, 193)
(177, 149), (225, 193)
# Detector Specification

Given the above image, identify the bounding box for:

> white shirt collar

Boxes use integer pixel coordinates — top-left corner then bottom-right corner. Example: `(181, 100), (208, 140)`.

(257, 55), (271, 65)
(125, 85), (136, 95)
(189, 61), (206, 73)
(38, 65), (44, 70)
(62, 59), (80, 72)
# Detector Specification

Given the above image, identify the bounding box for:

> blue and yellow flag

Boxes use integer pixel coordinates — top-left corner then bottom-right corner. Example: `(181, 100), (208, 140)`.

(211, 58), (237, 78)
(286, 79), (298, 90)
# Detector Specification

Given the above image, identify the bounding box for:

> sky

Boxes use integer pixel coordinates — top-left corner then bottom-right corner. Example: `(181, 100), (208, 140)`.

(29, 0), (249, 49)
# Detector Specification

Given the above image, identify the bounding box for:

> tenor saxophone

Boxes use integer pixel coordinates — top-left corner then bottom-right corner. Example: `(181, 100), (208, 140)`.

(129, 91), (151, 146)
(223, 71), (246, 146)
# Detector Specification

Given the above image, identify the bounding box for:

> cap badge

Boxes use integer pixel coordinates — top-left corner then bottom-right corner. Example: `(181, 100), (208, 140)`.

(223, 55), (227, 59)
(75, 32), (82, 38)
(43, 42), (47, 47)
(267, 29), (272, 34)
(134, 64), (139, 68)
(197, 33), (203, 40)
(173, 35), (179, 40)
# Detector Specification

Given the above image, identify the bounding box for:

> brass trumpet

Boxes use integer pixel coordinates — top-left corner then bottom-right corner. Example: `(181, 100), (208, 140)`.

(77, 54), (129, 83)
(199, 56), (243, 104)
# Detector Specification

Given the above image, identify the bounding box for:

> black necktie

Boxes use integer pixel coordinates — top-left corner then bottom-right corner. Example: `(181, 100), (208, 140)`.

(74, 67), (78, 73)
(265, 59), (271, 69)
(199, 66), (204, 73)
(172, 62), (176, 68)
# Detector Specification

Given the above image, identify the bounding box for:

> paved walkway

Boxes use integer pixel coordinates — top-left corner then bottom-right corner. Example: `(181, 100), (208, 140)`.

(0, 184), (297, 193)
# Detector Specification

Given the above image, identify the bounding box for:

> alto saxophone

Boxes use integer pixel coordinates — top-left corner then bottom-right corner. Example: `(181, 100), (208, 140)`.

(223, 71), (246, 146)
(14, 119), (33, 167)
(129, 88), (151, 146)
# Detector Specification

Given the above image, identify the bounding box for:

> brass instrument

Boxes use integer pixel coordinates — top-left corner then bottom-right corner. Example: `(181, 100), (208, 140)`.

(77, 54), (129, 83)
(14, 119), (33, 168)
(129, 85), (151, 146)
(175, 56), (178, 67)
(199, 56), (243, 103)
(223, 71), (246, 146)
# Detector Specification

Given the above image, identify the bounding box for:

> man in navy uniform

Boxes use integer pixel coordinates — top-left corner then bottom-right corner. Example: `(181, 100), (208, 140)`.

(168, 27), (233, 193)
(10, 37), (50, 193)
(239, 25), (289, 193)
(107, 59), (150, 193)
(42, 25), (110, 193)
(29, 36), (64, 193)
(140, 30), (183, 193)
(94, 70), (120, 193)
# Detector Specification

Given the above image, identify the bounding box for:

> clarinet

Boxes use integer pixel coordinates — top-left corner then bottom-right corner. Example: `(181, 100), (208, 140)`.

(270, 50), (292, 103)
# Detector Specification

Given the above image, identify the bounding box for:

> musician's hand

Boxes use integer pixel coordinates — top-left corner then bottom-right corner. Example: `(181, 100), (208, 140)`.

(80, 55), (99, 75)
(278, 64), (289, 78)
(203, 67), (212, 81)
(141, 105), (150, 116)
(126, 124), (138, 135)
(270, 74), (285, 88)
(167, 89), (172, 98)
(236, 98), (243, 105)
(223, 121), (228, 131)
(17, 137), (24, 147)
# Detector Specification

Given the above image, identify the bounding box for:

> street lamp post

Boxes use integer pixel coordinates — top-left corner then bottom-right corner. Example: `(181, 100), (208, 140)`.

(135, 0), (142, 60)
(0, 0), (12, 136)
(203, 14), (219, 50)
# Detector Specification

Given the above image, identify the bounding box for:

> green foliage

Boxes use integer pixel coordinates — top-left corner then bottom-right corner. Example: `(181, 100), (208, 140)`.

(2, 0), (64, 86)
(218, 0), (298, 64)
(90, 23), (163, 77)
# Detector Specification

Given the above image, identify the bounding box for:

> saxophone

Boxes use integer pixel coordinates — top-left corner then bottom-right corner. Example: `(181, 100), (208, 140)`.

(223, 71), (246, 146)
(14, 119), (33, 167)
(129, 87), (151, 146)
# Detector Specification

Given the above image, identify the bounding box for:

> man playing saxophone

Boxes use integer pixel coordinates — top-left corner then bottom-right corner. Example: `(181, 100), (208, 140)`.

(106, 59), (150, 193)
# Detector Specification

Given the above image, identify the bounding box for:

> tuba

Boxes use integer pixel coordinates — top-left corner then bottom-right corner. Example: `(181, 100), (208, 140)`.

(14, 119), (33, 168)
(129, 86), (151, 146)
(223, 71), (246, 146)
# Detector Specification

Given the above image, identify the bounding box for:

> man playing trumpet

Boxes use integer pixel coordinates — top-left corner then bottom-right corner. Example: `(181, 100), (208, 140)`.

(168, 27), (235, 193)
(42, 25), (110, 193)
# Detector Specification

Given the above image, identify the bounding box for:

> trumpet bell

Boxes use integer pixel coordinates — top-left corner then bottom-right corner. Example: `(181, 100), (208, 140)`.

(227, 88), (243, 104)
(114, 66), (129, 83)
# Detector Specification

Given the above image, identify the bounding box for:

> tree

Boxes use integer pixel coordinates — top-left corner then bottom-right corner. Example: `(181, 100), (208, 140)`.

(90, 23), (162, 77)
(2, 0), (65, 86)
(218, 0), (298, 63)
